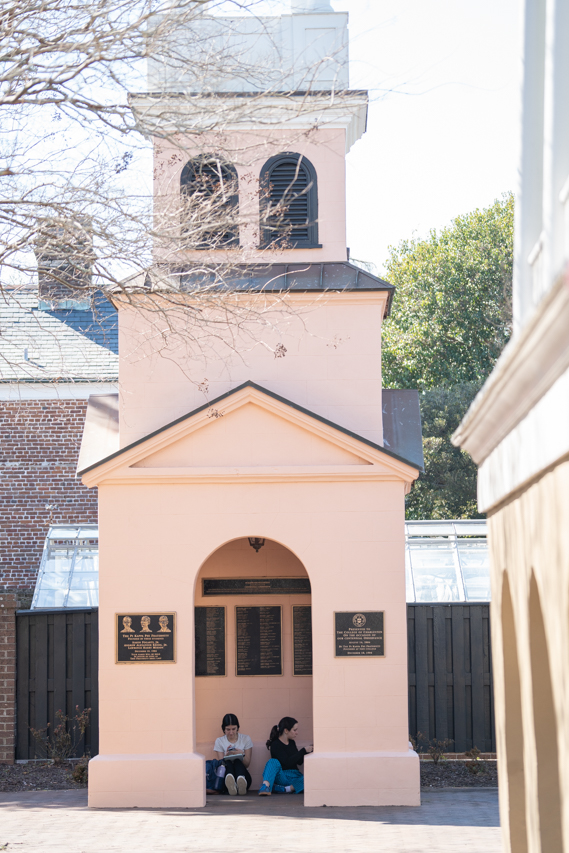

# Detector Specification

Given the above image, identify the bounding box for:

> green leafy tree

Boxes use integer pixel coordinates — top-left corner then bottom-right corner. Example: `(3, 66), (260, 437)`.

(405, 384), (482, 519)
(381, 195), (514, 518)
(382, 193), (513, 391)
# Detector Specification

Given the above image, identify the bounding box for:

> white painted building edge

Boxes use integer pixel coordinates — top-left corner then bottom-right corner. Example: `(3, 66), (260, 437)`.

(455, 0), (569, 513)
(453, 266), (569, 511)
(477, 364), (569, 513)
(0, 382), (118, 401)
(453, 268), (569, 454)
(513, 0), (569, 331)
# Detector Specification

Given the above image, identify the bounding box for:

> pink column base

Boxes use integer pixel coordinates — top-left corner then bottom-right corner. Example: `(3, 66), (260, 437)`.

(303, 749), (421, 807)
(88, 753), (205, 808)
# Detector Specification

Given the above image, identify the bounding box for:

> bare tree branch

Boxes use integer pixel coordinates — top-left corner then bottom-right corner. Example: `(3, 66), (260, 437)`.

(0, 0), (357, 382)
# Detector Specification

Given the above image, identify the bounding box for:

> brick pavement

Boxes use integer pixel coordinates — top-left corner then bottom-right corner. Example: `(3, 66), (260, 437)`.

(0, 788), (500, 853)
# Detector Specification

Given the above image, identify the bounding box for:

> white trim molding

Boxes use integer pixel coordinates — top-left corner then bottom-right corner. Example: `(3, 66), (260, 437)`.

(130, 92), (368, 154)
(452, 263), (569, 509)
(0, 382), (118, 401)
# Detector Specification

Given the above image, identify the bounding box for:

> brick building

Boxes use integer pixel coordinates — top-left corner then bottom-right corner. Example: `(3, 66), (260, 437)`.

(0, 288), (118, 601)
(0, 285), (117, 762)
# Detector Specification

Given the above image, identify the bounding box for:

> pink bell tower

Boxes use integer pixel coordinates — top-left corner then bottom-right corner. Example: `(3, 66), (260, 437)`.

(80, 1), (423, 809)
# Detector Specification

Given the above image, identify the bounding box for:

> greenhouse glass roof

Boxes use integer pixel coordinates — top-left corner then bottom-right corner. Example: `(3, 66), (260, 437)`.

(31, 520), (490, 609)
(405, 520), (489, 603)
(31, 525), (99, 609)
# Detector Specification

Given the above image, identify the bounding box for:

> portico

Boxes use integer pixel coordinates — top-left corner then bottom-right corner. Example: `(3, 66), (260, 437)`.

(81, 380), (420, 806)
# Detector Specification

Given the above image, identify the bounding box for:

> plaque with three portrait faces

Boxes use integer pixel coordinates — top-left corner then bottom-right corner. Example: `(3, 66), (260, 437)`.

(116, 613), (176, 663)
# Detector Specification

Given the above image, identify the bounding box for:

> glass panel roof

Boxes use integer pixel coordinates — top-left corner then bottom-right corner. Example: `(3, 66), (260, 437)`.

(408, 541), (464, 602)
(32, 522), (489, 608)
(458, 541), (491, 601)
(406, 522), (457, 537)
(406, 520), (487, 537)
(405, 520), (489, 603)
(452, 521), (488, 536)
(31, 524), (99, 609)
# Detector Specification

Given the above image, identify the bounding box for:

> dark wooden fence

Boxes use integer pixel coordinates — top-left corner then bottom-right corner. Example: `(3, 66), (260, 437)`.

(16, 608), (98, 760)
(15, 604), (493, 760)
(407, 603), (495, 753)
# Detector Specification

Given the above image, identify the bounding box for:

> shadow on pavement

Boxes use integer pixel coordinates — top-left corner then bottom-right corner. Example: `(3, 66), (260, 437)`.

(0, 788), (500, 827)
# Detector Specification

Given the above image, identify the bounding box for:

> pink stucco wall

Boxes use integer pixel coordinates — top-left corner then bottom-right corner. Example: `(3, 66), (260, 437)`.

(84, 387), (420, 808)
(117, 292), (387, 449)
(153, 128), (347, 264)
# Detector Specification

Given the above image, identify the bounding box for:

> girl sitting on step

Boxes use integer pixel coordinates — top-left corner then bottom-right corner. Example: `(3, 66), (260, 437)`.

(258, 716), (313, 796)
(212, 713), (253, 796)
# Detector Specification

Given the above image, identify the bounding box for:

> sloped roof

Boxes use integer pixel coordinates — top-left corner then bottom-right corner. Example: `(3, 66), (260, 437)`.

(179, 262), (394, 295)
(77, 394), (119, 472)
(0, 288), (118, 382)
(116, 262), (395, 316)
(382, 390), (424, 470)
(78, 381), (423, 477)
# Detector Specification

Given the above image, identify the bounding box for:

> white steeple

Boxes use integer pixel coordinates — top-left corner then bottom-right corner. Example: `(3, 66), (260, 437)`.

(291, 0), (334, 11)
(148, 2), (349, 95)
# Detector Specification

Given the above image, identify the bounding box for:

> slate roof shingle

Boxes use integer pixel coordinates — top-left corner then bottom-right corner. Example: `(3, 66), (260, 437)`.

(0, 288), (119, 382)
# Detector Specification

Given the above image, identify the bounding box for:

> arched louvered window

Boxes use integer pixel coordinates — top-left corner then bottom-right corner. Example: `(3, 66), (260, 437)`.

(180, 156), (238, 249)
(260, 153), (319, 248)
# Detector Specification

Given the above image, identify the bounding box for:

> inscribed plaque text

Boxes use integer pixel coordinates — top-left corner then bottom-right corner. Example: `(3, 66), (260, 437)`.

(334, 611), (384, 657)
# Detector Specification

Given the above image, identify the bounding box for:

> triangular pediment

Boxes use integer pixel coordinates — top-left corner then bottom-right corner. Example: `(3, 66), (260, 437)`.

(80, 382), (420, 487)
(132, 401), (370, 468)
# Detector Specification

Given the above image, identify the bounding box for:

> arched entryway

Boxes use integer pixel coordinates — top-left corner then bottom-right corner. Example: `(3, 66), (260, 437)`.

(194, 537), (313, 788)
(529, 573), (563, 853)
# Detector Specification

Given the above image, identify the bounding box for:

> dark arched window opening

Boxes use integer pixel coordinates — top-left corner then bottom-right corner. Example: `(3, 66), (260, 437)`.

(180, 156), (238, 249)
(260, 153), (319, 248)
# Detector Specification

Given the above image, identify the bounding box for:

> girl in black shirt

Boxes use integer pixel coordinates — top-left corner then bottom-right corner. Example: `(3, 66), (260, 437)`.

(258, 716), (313, 795)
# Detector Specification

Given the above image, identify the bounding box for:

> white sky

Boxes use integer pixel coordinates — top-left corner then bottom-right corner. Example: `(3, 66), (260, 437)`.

(219, 0), (522, 273)
(337, 0), (521, 274)
(4, 0), (522, 287)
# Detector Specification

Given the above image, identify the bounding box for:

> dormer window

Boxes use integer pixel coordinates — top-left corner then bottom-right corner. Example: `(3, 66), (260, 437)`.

(260, 153), (320, 248)
(180, 156), (239, 249)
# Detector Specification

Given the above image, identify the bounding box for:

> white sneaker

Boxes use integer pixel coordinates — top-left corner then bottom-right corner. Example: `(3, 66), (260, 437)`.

(237, 776), (247, 796)
(225, 773), (237, 796)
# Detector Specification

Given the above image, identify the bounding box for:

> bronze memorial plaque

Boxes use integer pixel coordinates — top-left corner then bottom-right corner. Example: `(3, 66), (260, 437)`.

(236, 606), (282, 676)
(116, 613), (176, 664)
(292, 605), (313, 676)
(203, 578), (311, 596)
(334, 611), (384, 657)
(195, 606), (226, 677)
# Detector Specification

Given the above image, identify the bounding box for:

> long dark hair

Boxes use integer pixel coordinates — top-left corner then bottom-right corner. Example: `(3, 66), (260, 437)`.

(266, 716), (298, 750)
(221, 713), (240, 732)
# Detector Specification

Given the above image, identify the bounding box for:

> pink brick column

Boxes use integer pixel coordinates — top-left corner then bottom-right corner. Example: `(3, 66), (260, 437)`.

(0, 593), (17, 765)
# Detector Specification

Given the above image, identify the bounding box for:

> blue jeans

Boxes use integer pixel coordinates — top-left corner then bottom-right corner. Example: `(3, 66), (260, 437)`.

(261, 758), (304, 793)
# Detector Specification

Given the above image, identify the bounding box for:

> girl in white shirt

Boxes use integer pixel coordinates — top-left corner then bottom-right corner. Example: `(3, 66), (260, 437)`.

(213, 713), (253, 796)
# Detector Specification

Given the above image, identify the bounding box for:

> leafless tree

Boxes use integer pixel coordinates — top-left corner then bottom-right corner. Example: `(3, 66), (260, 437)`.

(0, 0), (355, 380)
